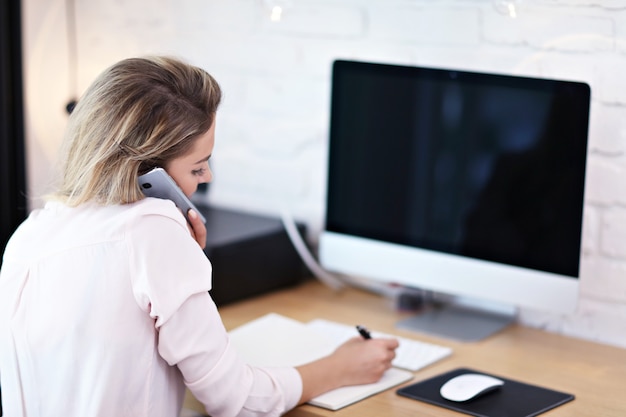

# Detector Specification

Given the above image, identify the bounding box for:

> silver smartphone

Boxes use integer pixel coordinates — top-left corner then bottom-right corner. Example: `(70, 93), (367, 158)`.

(138, 167), (206, 223)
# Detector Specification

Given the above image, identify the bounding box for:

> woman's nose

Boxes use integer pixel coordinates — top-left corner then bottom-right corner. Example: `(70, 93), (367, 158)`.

(201, 167), (213, 184)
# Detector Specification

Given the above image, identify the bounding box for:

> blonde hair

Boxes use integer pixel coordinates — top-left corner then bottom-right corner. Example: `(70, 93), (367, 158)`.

(51, 56), (221, 206)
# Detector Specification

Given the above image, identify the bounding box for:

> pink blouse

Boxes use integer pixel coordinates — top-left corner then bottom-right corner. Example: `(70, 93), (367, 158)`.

(0, 198), (302, 416)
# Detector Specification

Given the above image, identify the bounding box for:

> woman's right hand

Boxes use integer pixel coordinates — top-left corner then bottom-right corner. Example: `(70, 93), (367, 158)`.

(330, 336), (399, 385)
(296, 335), (399, 404)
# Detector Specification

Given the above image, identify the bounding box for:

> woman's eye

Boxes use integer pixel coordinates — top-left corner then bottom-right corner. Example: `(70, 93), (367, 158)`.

(192, 168), (206, 176)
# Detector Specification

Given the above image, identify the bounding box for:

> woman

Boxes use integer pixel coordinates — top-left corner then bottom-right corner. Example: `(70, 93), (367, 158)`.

(0, 56), (398, 416)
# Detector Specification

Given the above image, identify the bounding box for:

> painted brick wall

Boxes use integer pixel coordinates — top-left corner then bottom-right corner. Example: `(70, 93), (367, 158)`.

(22, 0), (626, 348)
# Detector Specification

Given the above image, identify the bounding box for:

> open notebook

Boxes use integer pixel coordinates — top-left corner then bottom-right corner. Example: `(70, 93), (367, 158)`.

(228, 313), (414, 410)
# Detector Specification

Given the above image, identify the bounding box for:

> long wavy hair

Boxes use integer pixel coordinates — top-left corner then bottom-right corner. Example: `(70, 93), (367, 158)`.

(50, 56), (222, 206)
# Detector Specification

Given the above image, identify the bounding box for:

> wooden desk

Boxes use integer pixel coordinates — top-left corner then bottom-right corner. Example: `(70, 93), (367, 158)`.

(184, 279), (626, 417)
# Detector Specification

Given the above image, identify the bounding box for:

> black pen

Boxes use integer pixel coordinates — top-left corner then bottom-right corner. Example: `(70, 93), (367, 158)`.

(356, 325), (372, 340)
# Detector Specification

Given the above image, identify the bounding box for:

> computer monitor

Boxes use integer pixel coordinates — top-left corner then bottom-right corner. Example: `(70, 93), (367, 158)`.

(319, 60), (591, 341)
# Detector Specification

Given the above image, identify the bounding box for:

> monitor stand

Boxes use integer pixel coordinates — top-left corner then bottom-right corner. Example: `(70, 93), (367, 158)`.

(396, 296), (516, 342)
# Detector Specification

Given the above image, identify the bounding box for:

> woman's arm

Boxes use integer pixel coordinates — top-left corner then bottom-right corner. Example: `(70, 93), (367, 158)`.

(295, 336), (399, 404)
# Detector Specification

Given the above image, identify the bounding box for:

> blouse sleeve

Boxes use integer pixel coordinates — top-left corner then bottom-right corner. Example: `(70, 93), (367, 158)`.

(126, 204), (302, 417)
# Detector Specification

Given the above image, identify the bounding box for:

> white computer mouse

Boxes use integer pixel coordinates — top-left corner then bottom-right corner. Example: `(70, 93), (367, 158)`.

(440, 373), (505, 402)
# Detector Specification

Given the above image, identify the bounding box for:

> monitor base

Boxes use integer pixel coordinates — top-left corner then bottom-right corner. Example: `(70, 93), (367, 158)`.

(396, 303), (515, 342)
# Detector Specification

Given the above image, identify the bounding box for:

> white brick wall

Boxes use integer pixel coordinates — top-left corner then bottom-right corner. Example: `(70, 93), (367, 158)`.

(23, 0), (626, 348)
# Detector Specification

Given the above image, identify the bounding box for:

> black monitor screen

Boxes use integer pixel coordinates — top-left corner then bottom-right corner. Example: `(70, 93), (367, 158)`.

(326, 60), (590, 278)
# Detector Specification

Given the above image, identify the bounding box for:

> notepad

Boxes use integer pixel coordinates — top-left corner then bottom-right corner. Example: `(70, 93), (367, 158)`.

(228, 313), (414, 410)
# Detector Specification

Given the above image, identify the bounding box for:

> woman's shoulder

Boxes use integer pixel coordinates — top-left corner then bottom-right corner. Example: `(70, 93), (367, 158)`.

(115, 198), (194, 244)
(37, 198), (186, 223)
(41, 198), (190, 241)
(2, 199), (191, 265)
(125, 197), (188, 225)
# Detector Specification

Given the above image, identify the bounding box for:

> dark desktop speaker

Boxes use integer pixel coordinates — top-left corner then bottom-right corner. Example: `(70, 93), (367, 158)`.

(198, 206), (309, 306)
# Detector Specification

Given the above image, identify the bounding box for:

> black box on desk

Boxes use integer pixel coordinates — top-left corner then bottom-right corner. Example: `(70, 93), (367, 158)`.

(197, 205), (309, 306)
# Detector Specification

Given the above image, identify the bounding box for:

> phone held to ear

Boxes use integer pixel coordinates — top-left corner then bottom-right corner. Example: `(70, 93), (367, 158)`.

(138, 167), (207, 224)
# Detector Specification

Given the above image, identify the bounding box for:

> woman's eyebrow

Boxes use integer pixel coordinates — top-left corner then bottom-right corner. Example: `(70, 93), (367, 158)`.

(194, 154), (211, 164)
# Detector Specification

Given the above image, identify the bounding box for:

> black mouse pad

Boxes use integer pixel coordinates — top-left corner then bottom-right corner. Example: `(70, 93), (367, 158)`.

(396, 367), (574, 417)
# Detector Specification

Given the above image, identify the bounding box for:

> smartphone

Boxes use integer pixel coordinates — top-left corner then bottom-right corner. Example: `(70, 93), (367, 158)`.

(138, 167), (206, 223)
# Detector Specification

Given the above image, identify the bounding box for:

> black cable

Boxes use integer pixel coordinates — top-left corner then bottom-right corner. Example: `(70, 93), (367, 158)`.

(65, 0), (78, 114)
